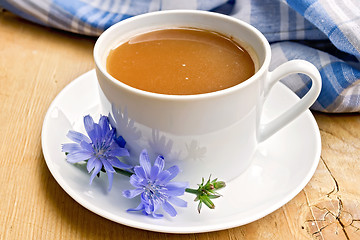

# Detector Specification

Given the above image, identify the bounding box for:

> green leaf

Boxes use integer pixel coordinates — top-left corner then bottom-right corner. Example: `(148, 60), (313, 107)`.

(208, 195), (220, 199)
(212, 178), (218, 182)
(197, 201), (203, 213)
(200, 196), (215, 209)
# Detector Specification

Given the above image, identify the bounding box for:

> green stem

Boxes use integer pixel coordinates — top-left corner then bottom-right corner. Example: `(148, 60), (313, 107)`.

(114, 168), (134, 177)
(185, 188), (199, 195)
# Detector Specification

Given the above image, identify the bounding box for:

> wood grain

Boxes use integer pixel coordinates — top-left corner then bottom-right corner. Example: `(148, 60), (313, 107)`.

(1, 11), (360, 240)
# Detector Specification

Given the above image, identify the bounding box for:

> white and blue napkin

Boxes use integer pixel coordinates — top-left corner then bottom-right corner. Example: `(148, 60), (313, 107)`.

(1, 0), (359, 112)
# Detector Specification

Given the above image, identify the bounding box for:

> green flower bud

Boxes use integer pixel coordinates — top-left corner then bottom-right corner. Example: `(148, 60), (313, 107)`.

(185, 175), (226, 213)
(213, 181), (226, 190)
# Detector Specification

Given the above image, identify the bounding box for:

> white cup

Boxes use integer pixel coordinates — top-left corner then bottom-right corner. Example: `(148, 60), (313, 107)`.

(94, 10), (321, 182)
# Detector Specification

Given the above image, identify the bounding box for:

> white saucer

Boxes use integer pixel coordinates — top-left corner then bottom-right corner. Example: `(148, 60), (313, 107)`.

(41, 70), (321, 234)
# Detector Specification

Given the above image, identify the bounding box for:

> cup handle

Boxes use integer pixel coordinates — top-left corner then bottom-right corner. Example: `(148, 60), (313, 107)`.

(258, 60), (322, 142)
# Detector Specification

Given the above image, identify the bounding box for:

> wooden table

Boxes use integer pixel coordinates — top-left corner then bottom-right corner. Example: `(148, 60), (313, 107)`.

(1, 11), (360, 240)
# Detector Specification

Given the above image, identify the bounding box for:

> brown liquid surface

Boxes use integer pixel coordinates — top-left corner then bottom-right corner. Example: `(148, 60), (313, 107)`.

(106, 28), (255, 95)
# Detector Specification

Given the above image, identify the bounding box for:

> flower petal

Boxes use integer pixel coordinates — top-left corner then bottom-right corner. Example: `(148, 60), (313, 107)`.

(167, 181), (189, 189)
(98, 115), (110, 135)
(107, 171), (114, 191)
(163, 182), (188, 196)
(127, 202), (145, 212)
(79, 141), (93, 153)
(134, 166), (147, 180)
(102, 159), (115, 173)
(66, 151), (93, 163)
(89, 160), (103, 185)
(158, 165), (180, 184)
(168, 196), (187, 207)
(152, 198), (161, 212)
(129, 174), (144, 188)
(83, 115), (95, 137)
(66, 130), (91, 144)
(108, 145), (129, 157)
(166, 165), (180, 181)
(86, 156), (97, 172)
(141, 210), (150, 216)
(151, 200), (163, 218)
(104, 128), (115, 147)
(150, 165), (160, 182)
(61, 143), (82, 153)
(151, 212), (164, 218)
(155, 170), (171, 185)
(139, 149), (151, 177)
(86, 121), (102, 144)
(154, 155), (165, 171)
(123, 188), (144, 198)
(143, 197), (152, 215)
(162, 201), (177, 217)
(107, 157), (132, 169)
(115, 135), (126, 148)
(91, 123), (102, 143)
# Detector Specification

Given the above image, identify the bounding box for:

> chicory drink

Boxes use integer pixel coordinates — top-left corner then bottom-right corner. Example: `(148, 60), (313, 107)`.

(106, 28), (255, 95)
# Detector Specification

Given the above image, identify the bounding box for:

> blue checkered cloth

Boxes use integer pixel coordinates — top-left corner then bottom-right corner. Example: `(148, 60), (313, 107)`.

(2, 0), (360, 112)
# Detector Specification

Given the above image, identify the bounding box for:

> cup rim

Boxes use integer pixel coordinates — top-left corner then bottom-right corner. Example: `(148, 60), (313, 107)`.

(94, 10), (271, 101)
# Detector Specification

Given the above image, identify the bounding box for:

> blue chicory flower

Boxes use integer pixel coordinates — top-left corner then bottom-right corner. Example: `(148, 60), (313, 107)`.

(62, 115), (131, 191)
(123, 149), (188, 218)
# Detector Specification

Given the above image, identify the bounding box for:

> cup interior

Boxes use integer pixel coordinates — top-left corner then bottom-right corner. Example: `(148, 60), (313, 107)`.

(94, 10), (271, 97)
